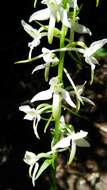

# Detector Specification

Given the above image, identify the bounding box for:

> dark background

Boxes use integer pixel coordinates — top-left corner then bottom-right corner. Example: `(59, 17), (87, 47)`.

(0, 0), (107, 190)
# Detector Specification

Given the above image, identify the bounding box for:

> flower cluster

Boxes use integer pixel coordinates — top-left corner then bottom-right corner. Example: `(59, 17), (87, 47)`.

(17, 0), (107, 187)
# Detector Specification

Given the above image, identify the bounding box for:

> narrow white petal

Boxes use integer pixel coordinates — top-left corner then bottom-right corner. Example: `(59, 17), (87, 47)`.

(33, 116), (41, 139)
(31, 89), (52, 102)
(68, 140), (76, 164)
(63, 90), (76, 108)
(32, 64), (45, 74)
(85, 56), (97, 84)
(29, 8), (50, 22)
(81, 96), (95, 106)
(32, 162), (39, 186)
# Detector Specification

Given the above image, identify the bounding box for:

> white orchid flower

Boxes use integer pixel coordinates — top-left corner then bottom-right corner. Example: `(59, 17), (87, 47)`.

(19, 104), (51, 139)
(29, 0), (71, 43)
(75, 38), (107, 84)
(52, 130), (90, 163)
(21, 20), (47, 59)
(24, 151), (39, 186)
(31, 77), (76, 119)
(32, 47), (59, 81)
(24, 150), (53, 186)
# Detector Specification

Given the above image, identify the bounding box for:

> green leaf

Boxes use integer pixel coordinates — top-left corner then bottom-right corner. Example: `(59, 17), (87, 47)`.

(94, 48), (107, 57)
(35, 159), (52, 180)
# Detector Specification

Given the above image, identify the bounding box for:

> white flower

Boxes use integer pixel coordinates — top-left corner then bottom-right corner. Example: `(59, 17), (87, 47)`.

(24, 151), (39, 186)
(24, 150), (52, 186)
(29, 0), (70, 43)
(31, 77), (76, 119)
(75, 39), (107, 83)
(21, 20), (47, 59)
(52, 130), (90, 163)
(19, 104), (51, 139)
(32, 48), (59, 81)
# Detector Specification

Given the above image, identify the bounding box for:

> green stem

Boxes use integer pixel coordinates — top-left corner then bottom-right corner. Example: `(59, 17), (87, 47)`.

(58, 25), (66, 82)
(50, 24), (66, 190)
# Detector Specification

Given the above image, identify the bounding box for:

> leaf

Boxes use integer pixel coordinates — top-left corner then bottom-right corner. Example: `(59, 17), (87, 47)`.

(94, 48), (107, 57)
(35, 159), (52, 180)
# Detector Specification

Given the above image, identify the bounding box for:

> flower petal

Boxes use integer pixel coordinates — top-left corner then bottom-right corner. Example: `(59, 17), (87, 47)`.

(31, 89), (52, 102)
(21, 20), (39, 39)
(60, 8), (71, 28)
(29, 8), (50, 22)
(73, 23), (92, 35)
(23, 151), (37, 165)
(71, 130), (88, 140)
(24, 114), (34, 121)
(63, 90), (76, 108)
(52, 136), (71, 151)
(76, 138), (90, 147)
(33, 116), (41, 139)
(52, 93), (60, 120)
(32, 64), (46, 74)
(19, 105), (31, 113)
(68, 140), (76, 164)
(48, 15), (55, 44)
(32, 162), (39, 186)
